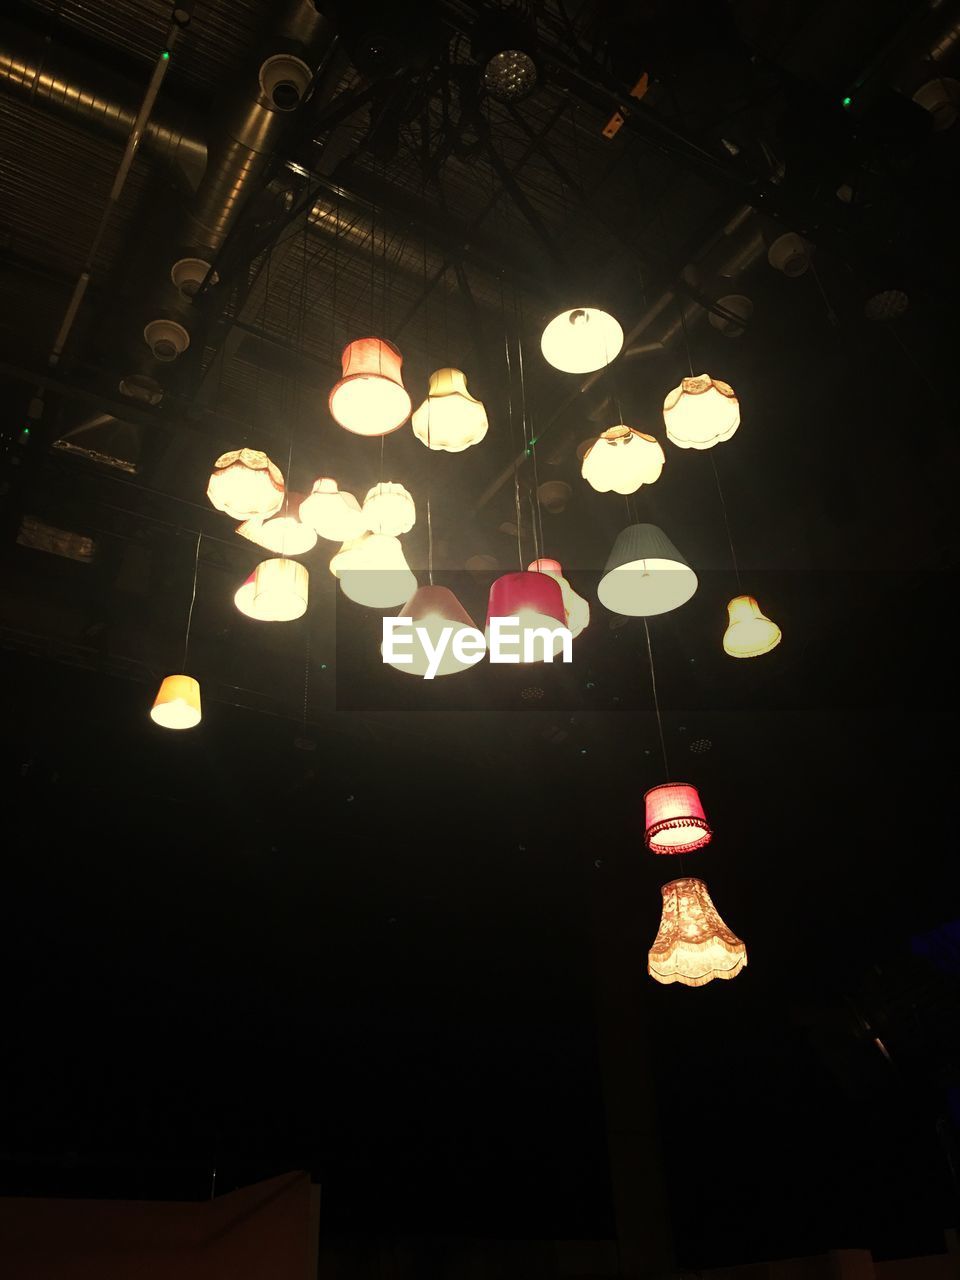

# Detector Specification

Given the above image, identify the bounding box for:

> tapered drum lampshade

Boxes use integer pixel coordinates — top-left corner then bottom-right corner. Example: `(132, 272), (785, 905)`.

(329, 338), (411, 437)
(485, 570), (566, 661)
(648, 877), (747, 988)
(150, 674), (201, 730)
(644, 783), (712, 854)
(384, 586), (479, 677)
(330, 533), (417, 608)
(598, 524), (697, 617)
(723, 594), (781, 658)
(252, 557), (309, 621)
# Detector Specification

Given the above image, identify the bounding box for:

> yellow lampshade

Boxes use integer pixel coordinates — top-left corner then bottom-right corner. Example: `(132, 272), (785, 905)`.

(251, 557), (309, 621)
(411, 368), (489, 452)
(236, 494), (317, 556)
(150, 674), (201, 730)
(362, 482), (416, 536)
(330, 533), (417, 608)
(581, 425), (665, 494)
(723, 594), (781, 658)
(299, 478), (367, 542)
(206, 448), (284, 520)
(540, 307), (623, 374)
(662, 374), (740, 450)
(648, 877), (747, 988)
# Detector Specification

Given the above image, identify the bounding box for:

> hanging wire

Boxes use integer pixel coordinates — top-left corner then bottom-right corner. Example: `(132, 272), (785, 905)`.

(643, 618), (670, 780)
(182, 529), (202, 673)
(711, 454), (743, 590)
(427, 496), (434, 586)
(515, 291), (545, 567)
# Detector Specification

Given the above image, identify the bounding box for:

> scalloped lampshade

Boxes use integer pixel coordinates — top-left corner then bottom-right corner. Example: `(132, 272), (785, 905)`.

(581, 426), (665, 494)
(329, 338), (411, 437)
(330, 533), (417, 608)
(412, 367), (489, 452)
(644, 783), (712, 854)
(648, 877), (747, 987)
(598, 524), (697, 617)
(236, 494), (317, 556)
(299, 478), (367, 542)
(663, 374), (740, 450)
(723, 594), (781, 658)
(206, 448), (284, 520)
(150, 674), (201, 730)
(383, 586), (479, 677)
(541, 307), (623, 374)
(527, 558), (590, 639)
(362, 482), (416, 536)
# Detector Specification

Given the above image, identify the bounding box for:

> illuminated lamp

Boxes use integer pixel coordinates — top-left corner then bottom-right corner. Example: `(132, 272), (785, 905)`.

(362, 482), (416, 536)
(648, 877), (747, 988)
(411, 368), (488, 452)
(663, 375), (740, 450)
(250, 558), (308, 622)
(236, 494), (317, 556)
(644, 783), (712, 854)
(330, 533), (417, 608)
(485, 570), (566, 662)
(723, 594), (781, 658)
(383, 586), (479, 677)
(299, 478), (366, 542)
(150, 674), (201, 730)
(581, 425), (665, 494)
(541, 308), (623, 375)
(234, 572), (256, 618)
(598, 524), (697, 617)
(528, 558), (590, 639)
(329, 338), (411, 436)
(206, 448), (284, 520)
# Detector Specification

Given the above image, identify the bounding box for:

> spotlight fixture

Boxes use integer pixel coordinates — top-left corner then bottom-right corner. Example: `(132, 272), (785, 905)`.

(472, 7), (539, 104)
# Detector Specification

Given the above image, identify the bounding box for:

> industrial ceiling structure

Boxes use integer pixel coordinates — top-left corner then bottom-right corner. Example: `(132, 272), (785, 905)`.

(2, 0), (960, 1273)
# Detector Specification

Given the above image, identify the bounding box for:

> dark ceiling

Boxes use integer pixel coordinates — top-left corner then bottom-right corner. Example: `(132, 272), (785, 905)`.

(2, 0), (960, 1273)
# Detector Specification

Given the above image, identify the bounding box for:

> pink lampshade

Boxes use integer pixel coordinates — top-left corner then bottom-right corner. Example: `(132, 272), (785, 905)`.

(328, 337), (411, 437)
(485, 571), (565, 631)
(643, 782), (713, 854)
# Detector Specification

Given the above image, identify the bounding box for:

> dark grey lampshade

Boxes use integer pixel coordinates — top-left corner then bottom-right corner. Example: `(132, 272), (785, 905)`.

(598, 523), (698, 617)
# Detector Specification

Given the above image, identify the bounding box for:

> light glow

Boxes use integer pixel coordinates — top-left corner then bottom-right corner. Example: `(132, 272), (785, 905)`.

(412, 368), (488, 452)
(150, 674), (201, 730)
(540, 308), (623, 375)
(330, 533), (417, 608)
(329, 338), (411, 437)
(648, 877), (747, 988)
(663, 374), (740, 451)
(206, 448), (284, 520)
(581, 425), (665, 494)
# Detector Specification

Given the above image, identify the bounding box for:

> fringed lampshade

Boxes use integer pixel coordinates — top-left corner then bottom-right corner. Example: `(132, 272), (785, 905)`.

(383, 586), (479, 677)
(206, 448), (284, 520)
(412, 367), (489, 452)
(540, 307), (623, 374)
(236, 494), (317, 556)
(299, 478), (367, 542)
(648, 877), (747, 987)
(252, 557), (309, 621)
(329, 338), (411, 436)
(663, 374), (740, 450)
(598, 524), (697, 617)
(330, 533), (417, 608)
(581, 426), (665, 494)
(644, 783), (712, 854)
(485, 570), (567, 662)
(723, 594), (782, 658)
(527, 558), (590, 639)
(150, 674), (201, 730)
(362, 482), (416, 536)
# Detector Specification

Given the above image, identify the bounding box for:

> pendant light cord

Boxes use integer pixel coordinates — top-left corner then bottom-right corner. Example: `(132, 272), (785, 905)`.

(182, 529), (201, 673)
(711, 454), (743, 590)
(427, 496), (434, 586)
(643, 618), (670, 780)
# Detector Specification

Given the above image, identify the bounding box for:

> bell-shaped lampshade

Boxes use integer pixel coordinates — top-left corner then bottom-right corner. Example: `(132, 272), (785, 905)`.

(540, 307), (623, 374)
(362, 482), (416, 536)
(581, 425), (665, 494)
(598, 524), (698, 617)
(250, 557), (309, 621)
(236, 494), (317, 556)
(644, 783), (713, 854)
(330, 533), (417, 608)
(206, 448), (284, 520)
(648, 877), (747, 987)
(299, 478), (367, 542)
(383, 586), (479, 677)
(411, 367), (489, 452)
(663, 374), (740, 450)
(485, 570), (566, 662)
(150, 674), (201, 730)
(329, 338), (412, 436)
(527, 558), (590, 639)
(723, 594), (782, 659)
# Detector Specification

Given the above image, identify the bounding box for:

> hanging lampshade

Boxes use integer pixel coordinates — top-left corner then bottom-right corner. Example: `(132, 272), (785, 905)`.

(485, 570), (566, 662)
(206, 448), (284, 520)
(150, 674), (201, 730)
(541, 307), (623, 374)
(236, 494), (317, 556)
(527, 558), (590, 639)
(581, 425), (665, 494)
(648, 877), (747, 988)
(598, 524), (697, 617)
(362, 482), (416, 536)
(723, 594), (782, 658)
(383, 586), (479, 677)
(250, 557), (309, 621)
(330, 533), (417, 608)
(644, 783), (712, 854)
(411, 367), (489, 452)
(234, 571), (257, 618)
(663, 374), (740, 450)
(329, 337), (411, 436)
(299, 478), (366, 542)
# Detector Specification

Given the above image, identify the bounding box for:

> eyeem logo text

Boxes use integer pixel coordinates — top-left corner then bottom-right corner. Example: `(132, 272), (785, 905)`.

(383, 616), (573, 680)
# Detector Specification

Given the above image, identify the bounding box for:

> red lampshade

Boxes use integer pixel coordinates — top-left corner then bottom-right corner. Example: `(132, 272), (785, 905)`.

(644, 782), (713, 854)
(485, 570), (567, 664)
(328, 337), (411, 437)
